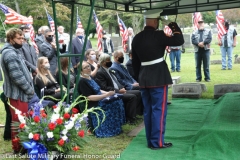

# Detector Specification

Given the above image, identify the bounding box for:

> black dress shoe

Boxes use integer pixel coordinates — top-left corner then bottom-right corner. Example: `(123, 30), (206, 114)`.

(149, 142), (173, 150)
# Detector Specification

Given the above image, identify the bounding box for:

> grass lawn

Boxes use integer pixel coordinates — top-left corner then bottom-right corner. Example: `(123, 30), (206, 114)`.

(0, 33), (240, 159)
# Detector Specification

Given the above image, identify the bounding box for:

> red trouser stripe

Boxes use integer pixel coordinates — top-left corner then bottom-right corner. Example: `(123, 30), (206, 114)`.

(159, 86), (166, 147)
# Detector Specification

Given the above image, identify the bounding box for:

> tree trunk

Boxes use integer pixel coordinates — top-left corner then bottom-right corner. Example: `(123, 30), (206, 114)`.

(109, 23), (112, 34)
(14, 0), (20, 14)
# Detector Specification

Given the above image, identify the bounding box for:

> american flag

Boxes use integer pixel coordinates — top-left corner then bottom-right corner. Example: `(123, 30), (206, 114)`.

(76, 14), (83, 29)
(117, 15), (128, 52)
(26, 24), (39, 53)
(0, 3), (33, 24)
(45, 10), (55, 32)
(193, 12), (202, 30)
(93, 10), (103, 51)
(76, 7), (83, 29)
(216, 10), (227, 41)
(164, 25), (172, 52)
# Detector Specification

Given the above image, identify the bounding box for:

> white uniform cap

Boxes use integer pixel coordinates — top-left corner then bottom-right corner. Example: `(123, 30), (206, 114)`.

(144, 9), (163, 19)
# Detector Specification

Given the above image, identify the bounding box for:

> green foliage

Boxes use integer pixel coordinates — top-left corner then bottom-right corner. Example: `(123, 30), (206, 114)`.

(202, 11), (216, 25)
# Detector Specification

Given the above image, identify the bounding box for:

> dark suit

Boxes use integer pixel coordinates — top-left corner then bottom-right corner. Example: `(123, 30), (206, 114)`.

(111, 62), (137, 90)
(71, 37), (92, 68)
(39, 41), (57, 75)
(18, 42), (38, 73)
(126, 59), (136, 81)
(95, 66), (140, 121)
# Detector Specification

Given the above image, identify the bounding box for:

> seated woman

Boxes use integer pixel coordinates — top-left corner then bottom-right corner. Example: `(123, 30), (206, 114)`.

(85, 49), (99, 77)
(35, 57), (63, 102)
(55, 57), (75, 93)
(77, 61), (125, 138)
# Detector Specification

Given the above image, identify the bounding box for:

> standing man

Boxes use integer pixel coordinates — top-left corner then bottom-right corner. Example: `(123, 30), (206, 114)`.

(101, 30), (114, 56)
(169, 45), (185, 72)
(71, 28), (92, 75)
(35, 25), (49, 50)
(131, 9), (184, 149)
(1, 28), (35, 152)
(124, 27), (134, 62)
(57, 26), (70, 53)
(19, 25), (38, 77)
(191, 19), (212, 82)
(219, 21), (237, 70)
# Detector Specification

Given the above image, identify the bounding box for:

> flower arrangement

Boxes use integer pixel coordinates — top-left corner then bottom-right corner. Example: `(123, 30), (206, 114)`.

(9, 94), (105, 159)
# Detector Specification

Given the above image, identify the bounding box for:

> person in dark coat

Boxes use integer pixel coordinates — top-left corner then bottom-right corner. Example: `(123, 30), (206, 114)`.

(39, 29), (66, 75)
(18, 25), (38, 77)
(71, 28), (92, 75)
(95, 53), (141, 124)
(125, 49), (136, 80)
(131, 9), (184, 150)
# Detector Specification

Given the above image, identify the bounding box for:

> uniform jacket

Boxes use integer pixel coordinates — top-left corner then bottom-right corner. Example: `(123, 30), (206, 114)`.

(71, 37), (92, 67)
(110, 62), (136, 90)
(18, 42), (38, 72)
(132, 26), (184, 88)
(0, 43), (34, 102)
(95, 66), (124, 93)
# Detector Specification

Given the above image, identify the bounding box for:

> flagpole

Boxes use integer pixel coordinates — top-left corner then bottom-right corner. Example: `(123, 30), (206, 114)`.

(76, 7), (78, 29)
(0, 16), (6, 32)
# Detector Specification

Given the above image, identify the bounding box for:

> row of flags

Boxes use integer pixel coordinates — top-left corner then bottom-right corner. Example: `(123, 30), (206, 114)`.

(0, 2), (229, 52)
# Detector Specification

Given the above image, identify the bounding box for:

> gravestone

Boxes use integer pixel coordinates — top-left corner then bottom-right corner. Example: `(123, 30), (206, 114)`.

(111, 37), (122, 51)
(172, 76), (181, 84)
(211, 24), (218, 34)
(172, 83), (202, 98)
(183, 34), (192, 48)
(179, 83), (207, 92)
(211, 60), (222, 65)
(214, 84), (240, 98)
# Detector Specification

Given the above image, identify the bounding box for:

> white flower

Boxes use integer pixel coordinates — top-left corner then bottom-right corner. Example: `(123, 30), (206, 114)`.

(64, 108), (69, 113)
(62, 135), (68, 141)
(47, 132), (54, 138)
(28, 133), (33, 139)
(62, 129), (68, 135)
(51, 113), (60, 122)
(54, 107), (60, 113)
(65, 121), (74, 130)
(15, 109), (22, 115)
(18, 115), (26, 124)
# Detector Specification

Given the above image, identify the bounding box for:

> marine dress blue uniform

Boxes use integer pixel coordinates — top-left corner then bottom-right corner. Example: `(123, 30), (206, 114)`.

(132, 23), (184, 148)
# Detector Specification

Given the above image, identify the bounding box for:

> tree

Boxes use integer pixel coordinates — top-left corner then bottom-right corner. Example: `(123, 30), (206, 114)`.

(222, 9), (240, 24)
(202, 11), (215, 25)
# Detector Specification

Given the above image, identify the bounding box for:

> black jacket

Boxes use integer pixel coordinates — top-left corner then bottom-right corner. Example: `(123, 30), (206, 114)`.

(94, 66), (123, 93)
(132, 26), (184, 88)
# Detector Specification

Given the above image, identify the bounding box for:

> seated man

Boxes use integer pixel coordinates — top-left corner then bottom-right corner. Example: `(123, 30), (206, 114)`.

(125, 49), (136, 80)
(94, 53), (140, 124)
(111, 50), (139, 90)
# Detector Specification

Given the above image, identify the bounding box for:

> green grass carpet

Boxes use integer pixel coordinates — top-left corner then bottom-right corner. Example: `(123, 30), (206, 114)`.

(119, 93), (240, 160)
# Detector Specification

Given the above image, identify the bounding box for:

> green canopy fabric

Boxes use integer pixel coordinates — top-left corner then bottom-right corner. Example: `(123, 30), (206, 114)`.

(120, 93), (240, 160)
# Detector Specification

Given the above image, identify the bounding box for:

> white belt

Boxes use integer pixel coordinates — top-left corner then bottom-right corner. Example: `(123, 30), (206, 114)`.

(141, 57), (164, 66)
